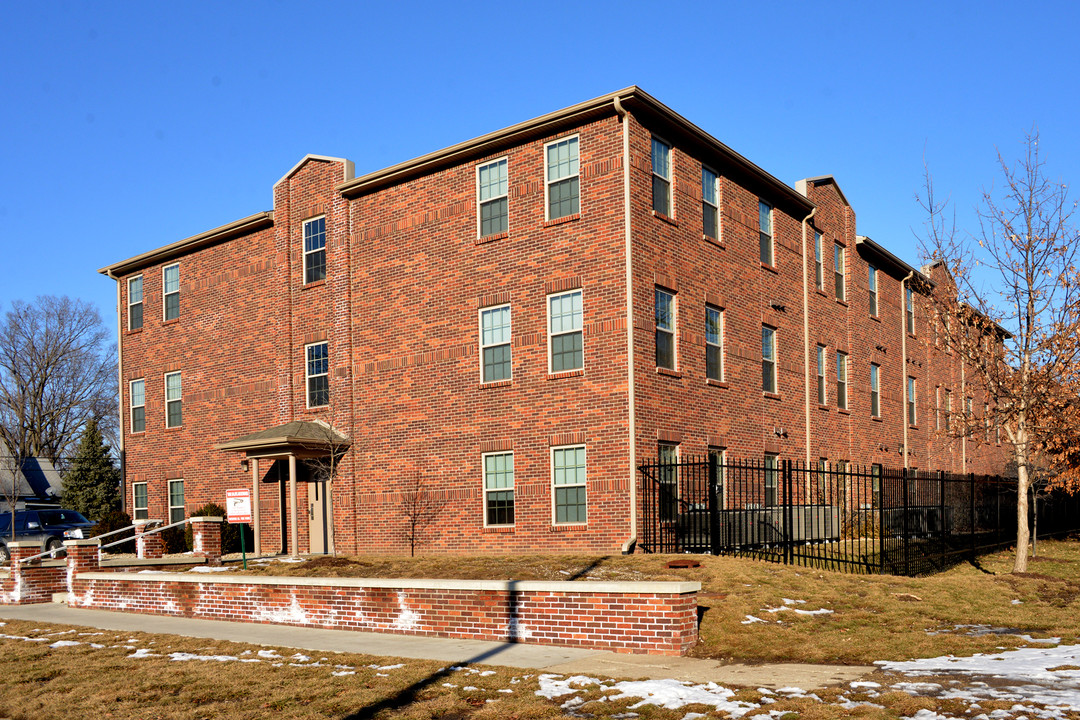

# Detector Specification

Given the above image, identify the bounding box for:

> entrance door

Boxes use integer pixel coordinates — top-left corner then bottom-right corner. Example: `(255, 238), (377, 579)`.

(308, 478), (332, 554)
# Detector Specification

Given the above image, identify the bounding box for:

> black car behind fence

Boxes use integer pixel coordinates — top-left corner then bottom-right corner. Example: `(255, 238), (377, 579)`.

(639, 456), (1080, 576)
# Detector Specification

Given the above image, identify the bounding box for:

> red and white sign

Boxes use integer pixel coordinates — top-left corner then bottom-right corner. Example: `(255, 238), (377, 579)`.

(225, 489), (252, 524)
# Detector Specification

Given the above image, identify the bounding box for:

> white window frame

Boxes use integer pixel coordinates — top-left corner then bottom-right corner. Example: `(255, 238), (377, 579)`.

(936, 386), (942, 430)
(759, 200), (774, 266)
(168, 479), (185, 525)
(702, 166), (719, 239)
(764, 453), (779, 507)
(870, 363), (880, 418)
(127, 275), (143, 331)
(816, 345), (826, 405)
(551, 444), (587, 526)
(708, 447), (727, 510)
(985, 403), (991, 442)
(814, 231), (823, 290)
(132, 482), (148, 521)
(762, 325), (778, 394)
(547, 289), (583, 374)
(834, 243), (845, 301)
(482, 451), (515, 528)
(705, 305), (723, 381)
(658, 442), (679, 522)
(479, 304), (512, 383)
(945, 389), (952, 432)
(544, 135), (580, 222)
(162, 263), (180, 322)
(905, 286), (915, 335)
(164, 371), (182, 428)
(908, 377), (917, 426)
(651, 137), (672, 216)
(130, 378), (145, 433)
(476, 157), (509, 238)
(836, 351), (848, 410)
(303, 216), (327, 285)
(655, 288), (676, 370)
(868, 265), (878, 317)
(305, 341), (329, 409)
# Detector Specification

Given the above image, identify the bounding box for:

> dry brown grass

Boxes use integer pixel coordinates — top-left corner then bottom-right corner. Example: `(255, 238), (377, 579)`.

(231, 538), (1080, 664)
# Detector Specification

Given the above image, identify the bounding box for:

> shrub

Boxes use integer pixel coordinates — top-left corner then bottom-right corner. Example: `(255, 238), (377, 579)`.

(92, 510), (135, 554)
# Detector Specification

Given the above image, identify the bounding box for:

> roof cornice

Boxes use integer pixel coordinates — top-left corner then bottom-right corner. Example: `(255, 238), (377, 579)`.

(98, 211), (274, 277)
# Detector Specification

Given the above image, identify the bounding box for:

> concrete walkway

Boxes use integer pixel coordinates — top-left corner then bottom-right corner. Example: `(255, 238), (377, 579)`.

(0, 604), (872, 689)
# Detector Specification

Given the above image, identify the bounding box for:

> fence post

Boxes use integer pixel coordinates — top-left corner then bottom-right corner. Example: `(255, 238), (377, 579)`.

(902, 470), (910, 575)
(970, 473), (976, 560)
(708, 456), (720, 555)
(878, 470), (887, 573)
(782, 460), (793, 566)
(939, 473), (946, 571)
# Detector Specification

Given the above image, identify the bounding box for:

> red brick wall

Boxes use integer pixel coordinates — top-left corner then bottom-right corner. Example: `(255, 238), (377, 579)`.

(0, 544), (67, 605)
(68, 572), (699, 656)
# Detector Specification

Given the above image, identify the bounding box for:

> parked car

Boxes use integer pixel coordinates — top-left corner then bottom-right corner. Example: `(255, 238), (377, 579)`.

(0, 509), (95, 562)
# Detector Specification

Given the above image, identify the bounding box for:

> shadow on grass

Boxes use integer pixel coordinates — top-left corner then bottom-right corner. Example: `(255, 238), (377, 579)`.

(341, 580), (528, 720)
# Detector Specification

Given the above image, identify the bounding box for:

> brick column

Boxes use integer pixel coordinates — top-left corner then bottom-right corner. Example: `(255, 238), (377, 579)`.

(190, 516), (224, 565)
(64, 539), (101, 606)
(134, 520), (164, 559)
(6, 541), (66, 605)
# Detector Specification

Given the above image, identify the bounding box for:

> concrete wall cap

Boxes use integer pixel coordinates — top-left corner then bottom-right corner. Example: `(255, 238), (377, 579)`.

(63, 539), (102, 547)
(73, 572), (701, 594)
(188, 516), (224, 523)
(8, 541), (44, 549)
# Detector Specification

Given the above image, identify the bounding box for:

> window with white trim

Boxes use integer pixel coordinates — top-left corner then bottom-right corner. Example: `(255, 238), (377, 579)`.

(478, 158), (508, 236)
(651, 138), (672, 216)
(168, 479), (185, 525)
(759, 200), (773, 265)
(871, 464), (883, 507)
(552, 445), (586, 524)
(655, 289), (676, 370)
(764, 453), (779, 506)
(303, 216), (326, 284)
(548, 290), (583, 372)
(306, 342), (329, 408)
(545, 136), (579, 220)
(870, 363), (880, 418)
(762, 325), (777, 393)
(985, 403), (991, 442)
(483, 452), (514, 526)
(868, 265), (878, 317)
(658, 443), (678, 521)
(128, 275), (143, 330)
(162, 264), (180, 321)
(905, 286), (915, 335)
(945, 389), (952, 431)
(814, 231), (823, 290)
(164, 371), (182, 428)
(133, 482), (148, 521)
(936, 386), (942, 430)
(708, 447), (726, 509)
(705, 305), (723, 381)
(480, 304), (511, 383)
(702, 167), (718, 239)
(836, 351), (848, 410)
(130, 379), (145, 433)
(908, 377), (917, 426)
(816, 345), (826, 405)
(834, 243), (845, 301)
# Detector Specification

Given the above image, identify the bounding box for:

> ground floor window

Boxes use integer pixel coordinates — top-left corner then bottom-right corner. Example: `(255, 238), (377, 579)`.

(168, 479), (185, 525)
(483, 452), (514, 526)
(552, 445), (586, 524)
(132, 482), (148, 521)
(658, 443), (679, 521)
(764, 453), (778, 506)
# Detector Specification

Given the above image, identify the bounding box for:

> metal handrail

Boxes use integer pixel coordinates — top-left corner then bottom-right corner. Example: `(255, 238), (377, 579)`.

(98, 517), (187, 551)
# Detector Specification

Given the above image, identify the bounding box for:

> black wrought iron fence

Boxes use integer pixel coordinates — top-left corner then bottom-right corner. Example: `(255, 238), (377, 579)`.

(639, 456), (1080, 576)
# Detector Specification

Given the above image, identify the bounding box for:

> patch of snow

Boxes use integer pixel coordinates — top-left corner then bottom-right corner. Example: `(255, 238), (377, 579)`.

(49, 640), (81, 648)
(188, 566), (231, 573)
(332, 671), (355, 676)
(537, 675), (759, 715)
(257, 649), (281, 659)
(1013, 600), (1023, 605)
(742, 615), (766, 624)
(168, 652), (239, 662)
(127, 648), (159, 658)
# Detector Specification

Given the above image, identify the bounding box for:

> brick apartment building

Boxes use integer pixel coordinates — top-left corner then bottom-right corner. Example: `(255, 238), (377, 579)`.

(99, 87), (1007, 556)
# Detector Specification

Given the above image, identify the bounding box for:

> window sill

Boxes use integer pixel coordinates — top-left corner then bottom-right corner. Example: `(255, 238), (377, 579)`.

(818, 404), (830, 411)
(544, 213), (580, 228)
(550, 523), (588, 532)
(835, 298), (849, 308)
(871, 416), (883, 423)
(651, 210), (677, 226)
(908, 333), (917, 339)
(303, 405), (329, 413)
(815, 289), (828, 298)
(161, 319), (179, 327)
(703, 235), (724, 249)
(302, 280), (326, 291)
(705, 378), (728, 389)
(763, 392), (781, 401)
(909, 424), (919, 430)
(869, 314), (881, 323)
(479, 379), (512, 389)
(656, 367), (681, 378)
(548, 369), (583, 380)
(130, 430), (145, 436)
(164, 426), (183, 432)
(474, 231), (509, 246)
(760, 262), (778, 274)
(124, 328), (143, 336)
(838, 408), (851, 416)
(482, 526), (514, 534)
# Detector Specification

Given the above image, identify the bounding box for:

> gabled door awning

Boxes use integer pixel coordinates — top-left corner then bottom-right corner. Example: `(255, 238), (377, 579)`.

(214, 420), (350, 460)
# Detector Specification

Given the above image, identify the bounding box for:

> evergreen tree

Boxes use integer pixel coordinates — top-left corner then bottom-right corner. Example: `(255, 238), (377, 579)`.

(62, 418), (120, 520)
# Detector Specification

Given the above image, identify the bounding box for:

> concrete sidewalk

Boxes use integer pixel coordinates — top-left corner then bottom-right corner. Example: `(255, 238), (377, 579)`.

(0, 604), (872, 689)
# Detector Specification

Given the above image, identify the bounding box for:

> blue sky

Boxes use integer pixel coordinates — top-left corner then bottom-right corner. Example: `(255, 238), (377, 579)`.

(2, 1), (1078, 322)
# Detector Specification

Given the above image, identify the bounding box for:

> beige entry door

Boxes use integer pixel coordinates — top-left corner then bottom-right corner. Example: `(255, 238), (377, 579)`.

(308, 478), (332, 554)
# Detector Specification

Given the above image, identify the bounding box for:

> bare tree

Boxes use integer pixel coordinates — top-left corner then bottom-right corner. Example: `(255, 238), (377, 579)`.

(0, 296), (117, 464)
(918, 131), (1080, 573)
(0, 448), (26, 556)
(400, 472), (444, 557)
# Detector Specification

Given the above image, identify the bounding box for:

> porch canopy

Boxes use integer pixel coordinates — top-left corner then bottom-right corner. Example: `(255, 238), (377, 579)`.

(215, 420), (350, 557)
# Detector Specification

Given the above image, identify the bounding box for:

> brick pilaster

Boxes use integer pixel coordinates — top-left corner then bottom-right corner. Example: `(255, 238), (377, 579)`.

(134, 520), (164, 559)
(189, 516), (224, 565)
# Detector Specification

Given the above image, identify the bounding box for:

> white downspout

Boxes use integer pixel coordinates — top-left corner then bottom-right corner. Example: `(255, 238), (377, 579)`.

(901, 272), (914, 470)
(801, 207), (817, 468)
(614, 95), (637, 554)
(105, 270), (125, 510)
